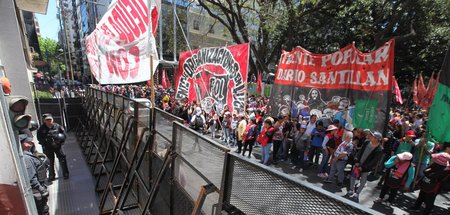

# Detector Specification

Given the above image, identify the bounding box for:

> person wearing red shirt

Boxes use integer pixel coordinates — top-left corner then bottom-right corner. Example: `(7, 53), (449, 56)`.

(257, 119), (275, 165)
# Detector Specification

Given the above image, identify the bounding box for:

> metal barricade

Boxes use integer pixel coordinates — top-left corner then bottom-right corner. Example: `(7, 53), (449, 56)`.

(222, 154), (379, 215)
(76, 87), (381, 215)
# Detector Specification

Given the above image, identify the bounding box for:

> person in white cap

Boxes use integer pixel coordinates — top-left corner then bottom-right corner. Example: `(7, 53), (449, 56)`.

(37, 114), (69, 180)
(324, 131), (354, 187)
(318, 125), (339, 178)
(190, 107), (205, 133)
(346, 129), (383, 203)
(374, 152), (415, 206)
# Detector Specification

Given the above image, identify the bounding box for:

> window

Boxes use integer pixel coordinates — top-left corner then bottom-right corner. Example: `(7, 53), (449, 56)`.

(208, 24), (215, 34)
(193, 20), (200, 30)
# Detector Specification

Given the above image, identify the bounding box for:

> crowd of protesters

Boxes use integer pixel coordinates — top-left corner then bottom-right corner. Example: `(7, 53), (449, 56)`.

(95, 83), (450, 215)
(33, 71), (86, 98)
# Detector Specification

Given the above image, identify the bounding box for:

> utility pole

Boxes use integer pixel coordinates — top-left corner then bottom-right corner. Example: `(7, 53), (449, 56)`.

(173, 0), (176, 61)
(64, 18), (75, 84)
(58, 1), (69, 84)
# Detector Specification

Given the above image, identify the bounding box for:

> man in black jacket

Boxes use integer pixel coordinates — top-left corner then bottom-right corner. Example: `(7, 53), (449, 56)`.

(346, 129), (383, 202)
(21, 136), (49, 215)
(37, 114), (69, 180)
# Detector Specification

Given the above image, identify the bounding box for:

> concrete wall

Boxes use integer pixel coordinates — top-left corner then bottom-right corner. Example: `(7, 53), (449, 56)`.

(0, 0), (37, 120)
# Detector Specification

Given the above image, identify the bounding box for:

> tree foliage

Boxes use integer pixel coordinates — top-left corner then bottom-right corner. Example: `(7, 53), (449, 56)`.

(196, 0), (450, 84)
(38, 36), (64, 74)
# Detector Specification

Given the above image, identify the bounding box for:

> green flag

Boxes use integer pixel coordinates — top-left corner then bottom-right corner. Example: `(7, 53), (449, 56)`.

(428, 45), (450, 142)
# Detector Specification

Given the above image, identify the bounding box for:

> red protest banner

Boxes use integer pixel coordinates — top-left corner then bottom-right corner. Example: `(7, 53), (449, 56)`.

(271, 39), (395, 131)
(175, 44), (250, 113)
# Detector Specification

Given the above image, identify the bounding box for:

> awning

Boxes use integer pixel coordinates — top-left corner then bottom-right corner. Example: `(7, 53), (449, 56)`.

(15, 0), (49, 15)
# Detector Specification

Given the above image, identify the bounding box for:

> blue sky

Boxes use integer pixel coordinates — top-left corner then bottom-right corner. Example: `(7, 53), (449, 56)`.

(36, 0), (59, 40)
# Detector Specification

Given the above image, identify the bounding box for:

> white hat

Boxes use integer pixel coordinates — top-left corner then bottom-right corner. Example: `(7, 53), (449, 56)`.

(326, 125), (338, 131)
(344, 123), (354, 131)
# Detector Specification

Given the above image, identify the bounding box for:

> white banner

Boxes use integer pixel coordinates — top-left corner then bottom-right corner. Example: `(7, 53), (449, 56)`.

(85, 0), (160, 84)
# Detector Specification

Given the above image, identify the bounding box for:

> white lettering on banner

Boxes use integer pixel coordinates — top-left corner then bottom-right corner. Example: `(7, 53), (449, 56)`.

(280, 51), (315, 66)
(278, 69), (390, 87)
(176, 47), (246, 112)
(85, 0), (160, 84)
(276, 69), (306, 82)
(375, 45), (390, 63)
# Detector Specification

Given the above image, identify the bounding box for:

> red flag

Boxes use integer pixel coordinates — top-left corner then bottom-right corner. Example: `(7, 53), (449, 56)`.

(412, 78), (418, 105)
(393, 76), (403, 104)
(422, 72), (440, 109)
(256, 71), (262, 93)
(165, 70), (171, 88)
(161, 69), (168, 88)
(418, 73), (427, 102)
(426, 72), (435, 92)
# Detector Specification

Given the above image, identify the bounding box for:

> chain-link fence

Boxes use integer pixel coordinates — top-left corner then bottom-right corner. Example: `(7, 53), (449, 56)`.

(223, 154), (378, 215)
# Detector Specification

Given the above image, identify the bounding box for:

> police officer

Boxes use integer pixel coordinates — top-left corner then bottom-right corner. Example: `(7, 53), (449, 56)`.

(37, 114), (69, 180)
(21, 135), (50, 215)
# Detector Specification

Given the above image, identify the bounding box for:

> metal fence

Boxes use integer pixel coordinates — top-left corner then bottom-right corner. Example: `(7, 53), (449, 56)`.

(77, 87), (381, 215)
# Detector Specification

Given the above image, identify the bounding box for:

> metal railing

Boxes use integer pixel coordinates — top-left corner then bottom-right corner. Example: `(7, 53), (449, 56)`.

(76, 87), (381, 215)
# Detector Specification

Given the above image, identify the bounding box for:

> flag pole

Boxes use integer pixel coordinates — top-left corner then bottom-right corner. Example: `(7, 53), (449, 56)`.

(413, 139), (425, 190)
(148, 0), (156, 131)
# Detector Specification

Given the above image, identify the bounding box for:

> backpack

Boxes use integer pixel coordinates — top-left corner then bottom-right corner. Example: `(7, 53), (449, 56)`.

(385, 161), (411, 188)
(194, 116), (204, 130)
(418, 164), (450, 193)
(25, 152), (49, 183)
(35, 153), (49, 183)
(325, 134), (336, 149)
(245, 125), (257, 142)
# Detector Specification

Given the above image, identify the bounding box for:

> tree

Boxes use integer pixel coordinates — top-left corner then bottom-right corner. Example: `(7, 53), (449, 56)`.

(159, 2), (188, 60)
(196, 0), (450, 84)
(196, 0), (350, 75)
(38, 36), (64, 75)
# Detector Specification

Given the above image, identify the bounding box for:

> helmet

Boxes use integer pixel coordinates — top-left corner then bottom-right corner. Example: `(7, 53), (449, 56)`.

(29, 121), (39, 132)
(405, 130), (416, 138)
(54, 133), (66, 143)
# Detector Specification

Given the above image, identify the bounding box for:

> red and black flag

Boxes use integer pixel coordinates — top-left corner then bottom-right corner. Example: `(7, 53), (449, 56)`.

(174, 44), (250, 113)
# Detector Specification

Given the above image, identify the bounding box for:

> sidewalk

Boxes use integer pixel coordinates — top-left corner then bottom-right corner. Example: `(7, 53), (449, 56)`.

(41, 132), (99, 215)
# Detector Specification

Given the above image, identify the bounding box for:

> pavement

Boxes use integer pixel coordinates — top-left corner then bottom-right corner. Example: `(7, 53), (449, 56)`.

(206, 133), (450, 215)
(36, 133), (99, 215)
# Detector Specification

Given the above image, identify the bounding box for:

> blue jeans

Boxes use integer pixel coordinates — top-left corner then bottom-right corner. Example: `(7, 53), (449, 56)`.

(223, 127), (230, 143)
(280, 139), (290, 160)
(229, 129), (236, 146)
(261, 143), (272, 165)
(319, 149), (330, 174)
